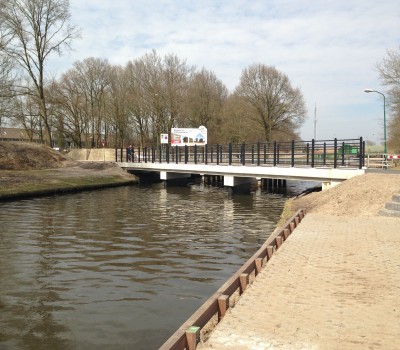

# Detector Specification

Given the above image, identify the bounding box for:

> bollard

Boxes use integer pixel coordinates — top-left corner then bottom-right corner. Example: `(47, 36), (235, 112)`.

(218, 295), (230, 321)
(186, 326), (200, 350)
(239, 273), (249, 294)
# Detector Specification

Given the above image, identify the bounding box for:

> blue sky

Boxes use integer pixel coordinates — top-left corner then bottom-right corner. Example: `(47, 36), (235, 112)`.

(50, 0), (399, 143)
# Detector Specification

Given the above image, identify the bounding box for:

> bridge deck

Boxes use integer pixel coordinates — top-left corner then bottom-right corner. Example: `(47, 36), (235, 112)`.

(118, 161), (365, 185)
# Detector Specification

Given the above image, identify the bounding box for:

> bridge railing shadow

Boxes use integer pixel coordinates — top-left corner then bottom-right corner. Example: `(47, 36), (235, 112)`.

(118, 138), (365, 169)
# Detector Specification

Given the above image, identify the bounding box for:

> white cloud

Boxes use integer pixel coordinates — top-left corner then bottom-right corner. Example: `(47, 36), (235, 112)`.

(49, 0), (399, 143)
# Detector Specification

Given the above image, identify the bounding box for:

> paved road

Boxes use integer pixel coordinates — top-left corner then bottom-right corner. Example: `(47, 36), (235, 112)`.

(198, 213), (400, 350)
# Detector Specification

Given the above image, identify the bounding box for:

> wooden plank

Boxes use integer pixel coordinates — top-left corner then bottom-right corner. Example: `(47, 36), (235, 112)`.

(186, 326), (200, 350)
(218, 295), (230, 320)
(276, 236), (283, 248)
(267, 246), (274, 260)
(239, 273), (249, 294)
(255, 258), (263, 275)
(283, 228), (290, 240)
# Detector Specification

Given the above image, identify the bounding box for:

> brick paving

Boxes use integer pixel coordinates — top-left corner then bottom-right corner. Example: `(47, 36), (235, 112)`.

(198, 214), (400, 350)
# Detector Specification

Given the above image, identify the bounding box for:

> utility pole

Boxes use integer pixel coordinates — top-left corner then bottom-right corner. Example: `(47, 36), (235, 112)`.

(313, 103), (317, 140)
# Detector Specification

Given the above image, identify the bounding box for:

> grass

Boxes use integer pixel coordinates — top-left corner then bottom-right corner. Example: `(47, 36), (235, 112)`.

(0, 169), (137, 200)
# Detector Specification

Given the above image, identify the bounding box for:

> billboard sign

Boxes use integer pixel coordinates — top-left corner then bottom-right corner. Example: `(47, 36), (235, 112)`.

(160, 133), (169, 144)
(171, 126), (207, 146)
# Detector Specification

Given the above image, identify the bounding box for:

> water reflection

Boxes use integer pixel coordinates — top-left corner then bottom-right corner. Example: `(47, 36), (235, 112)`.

(0, 181), (315, 349)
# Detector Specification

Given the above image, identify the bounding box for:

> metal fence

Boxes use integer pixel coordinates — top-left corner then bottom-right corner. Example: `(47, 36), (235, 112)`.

(116, 138), (365, 169)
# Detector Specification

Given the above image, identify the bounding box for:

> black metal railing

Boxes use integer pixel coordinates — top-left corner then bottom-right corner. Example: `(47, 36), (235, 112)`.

(119, 138), (365, 169)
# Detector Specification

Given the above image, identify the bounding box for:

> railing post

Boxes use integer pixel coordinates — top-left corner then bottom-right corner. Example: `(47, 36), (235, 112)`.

(120, 147), (123, 162)
(219, 144), (223, 164)
(291, 140), (295, 167)
(362, 140), (366, 168)
(241, 142), (245, 165)
(216, 144), (220, 165)
(277, 144), (280, 165)
(334, 138), (337, 168)
(263, 143), (267, 164)
(251, 144), (255, 164)
(185, 145), (188, 164)
(205, 144), (208, 165)
(115, 147), (118, 162)
(166, 145), (169, 163)
(158, 145), (162, 163)
(306, 143), (310, 166)
(144, 147), (147, 163)
(359, 137), (364, 169)
(341, 142), (345, 166)
(257, 142), (260, 166)
(273, 141), (277, 166)
(228, 143), (232, 165)
(323, 142), (326, 166)
(194, 144), (197, 164)
(186, 326), (200, 350)
(311, 139), (315, 168)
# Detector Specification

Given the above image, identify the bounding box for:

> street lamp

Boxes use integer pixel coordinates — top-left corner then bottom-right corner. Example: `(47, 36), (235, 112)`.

(364, 88), (387, 154)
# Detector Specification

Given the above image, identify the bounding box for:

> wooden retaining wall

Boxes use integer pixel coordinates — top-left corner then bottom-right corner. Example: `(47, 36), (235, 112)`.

(159, 209), (306, 350)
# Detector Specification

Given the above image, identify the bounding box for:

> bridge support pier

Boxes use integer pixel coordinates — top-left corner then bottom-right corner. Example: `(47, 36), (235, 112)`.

(160, 171), (191, 180)
(261, 178), (287, 190)
(223, 176), (252, 187)
(322, 180), (341, 191)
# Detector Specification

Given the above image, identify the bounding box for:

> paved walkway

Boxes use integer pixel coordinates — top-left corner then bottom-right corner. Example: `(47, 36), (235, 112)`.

(198, 214), (400, 350)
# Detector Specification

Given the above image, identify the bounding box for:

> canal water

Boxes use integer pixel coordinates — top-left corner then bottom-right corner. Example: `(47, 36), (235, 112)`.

(0, 180), (315, 350)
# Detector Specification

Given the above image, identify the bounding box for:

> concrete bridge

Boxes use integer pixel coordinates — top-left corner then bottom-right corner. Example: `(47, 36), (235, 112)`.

(116, 138), (366, 190)
(118, 161), (365, 190)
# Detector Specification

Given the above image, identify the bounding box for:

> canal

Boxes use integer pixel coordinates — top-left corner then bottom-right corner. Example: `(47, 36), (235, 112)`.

(0, 180), (314, 349)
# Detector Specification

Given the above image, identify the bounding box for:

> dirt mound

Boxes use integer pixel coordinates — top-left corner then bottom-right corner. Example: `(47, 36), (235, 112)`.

(292, 173), (400, 217)
(0, 141), (70, 170)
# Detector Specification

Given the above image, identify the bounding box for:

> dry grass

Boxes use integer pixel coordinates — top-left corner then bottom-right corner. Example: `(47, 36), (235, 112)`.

(0, 141), (137, 199)
(0, 141), (71, 170)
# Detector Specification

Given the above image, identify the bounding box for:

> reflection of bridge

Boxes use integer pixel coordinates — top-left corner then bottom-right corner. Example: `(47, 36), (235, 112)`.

(117, 138), (366, 190)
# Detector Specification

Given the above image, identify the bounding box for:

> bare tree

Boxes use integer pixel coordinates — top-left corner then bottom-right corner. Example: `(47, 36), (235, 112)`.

(0, 54), (16, 128)
(126, 50), (194, 145)
(162, 53), (195, 136)
(126, 51), (164, 146)
(48, 72), (89, 148)
(72, 57), (111, 147)
(377, 47), (400, 151)
(235, 64), (307, 142)
(183, 68), (228, 129)
(377, 46), (400, 87)
(0, 0), (79, 145)
(105, 65), (131, 148)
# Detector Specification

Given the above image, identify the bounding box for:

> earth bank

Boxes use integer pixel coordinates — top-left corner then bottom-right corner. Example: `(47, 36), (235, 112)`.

(0, 142), (138, 200)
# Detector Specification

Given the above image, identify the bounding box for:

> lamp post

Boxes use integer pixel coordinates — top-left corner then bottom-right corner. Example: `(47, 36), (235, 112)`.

(364, 89), (387, 155)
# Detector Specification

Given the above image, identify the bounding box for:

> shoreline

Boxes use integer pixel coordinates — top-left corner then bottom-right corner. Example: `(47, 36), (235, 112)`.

(0, 162), (139, 202)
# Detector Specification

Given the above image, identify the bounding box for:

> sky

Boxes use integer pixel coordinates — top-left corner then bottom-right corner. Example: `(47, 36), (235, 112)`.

(50, 0), (400, 143)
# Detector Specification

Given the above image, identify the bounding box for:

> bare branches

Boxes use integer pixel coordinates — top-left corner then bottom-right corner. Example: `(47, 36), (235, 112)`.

(377, 46), (400, 87)
(0, 0), (80, 145)
(377, 46), (400, 152)
(235, 64), (307, 142)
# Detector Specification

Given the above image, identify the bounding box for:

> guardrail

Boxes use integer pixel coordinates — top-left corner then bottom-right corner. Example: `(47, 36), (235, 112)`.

(158, 209), (306, 350)
(116, 138), (365, 169)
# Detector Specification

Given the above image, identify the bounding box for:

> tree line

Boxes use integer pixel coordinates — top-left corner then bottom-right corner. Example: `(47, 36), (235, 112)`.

(0, 0), (309, 149)
(377, 46), (400, 153)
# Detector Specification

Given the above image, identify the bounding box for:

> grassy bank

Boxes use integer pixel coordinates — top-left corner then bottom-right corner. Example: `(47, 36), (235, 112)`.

(0, 166), (138, 201)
